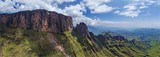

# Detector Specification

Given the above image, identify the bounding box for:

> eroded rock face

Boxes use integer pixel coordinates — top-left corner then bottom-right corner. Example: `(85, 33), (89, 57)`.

(74, 22), (89, 37)
(0, 9), (73, 33)
(113, 36), (125, 41)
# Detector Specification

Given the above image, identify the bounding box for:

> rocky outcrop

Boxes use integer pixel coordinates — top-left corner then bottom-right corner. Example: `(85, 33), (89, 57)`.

(74, 22), (89, 37)
(113, 36), (125, 41)
(0, 9), (73, 33)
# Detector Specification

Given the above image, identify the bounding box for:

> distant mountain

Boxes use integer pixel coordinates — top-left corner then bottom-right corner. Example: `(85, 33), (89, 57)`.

(88, 26), (160, 41)
(88, 25), (133, 35)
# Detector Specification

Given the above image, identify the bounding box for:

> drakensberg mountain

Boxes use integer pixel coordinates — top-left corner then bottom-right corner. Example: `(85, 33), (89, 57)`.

(0, 9), (73, 33)
(0, 9), (159, 57)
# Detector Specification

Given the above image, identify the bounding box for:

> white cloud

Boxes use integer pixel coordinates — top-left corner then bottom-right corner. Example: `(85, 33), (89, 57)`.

(139, 6), (148, 9)
(124, 5), (137, 11)
(83, 0), (114, 13)
(0, 0), (160, 28)
(60, 3), (128, 28)
(115, 4), (140, 17)
(62, 4), (86, 18)
(58, 3), (127, 28)
(115, 4), (141, 17)
(55, 0), (75, 4)
(90, 4), (113, 13)
(114, 0), (160, 17)
(118, 10), (140, 17)
(0, 0), (56, 13)
(83, 0), (111, 6)
(0, 0), (76, 13)
(60, 4), (88, 26)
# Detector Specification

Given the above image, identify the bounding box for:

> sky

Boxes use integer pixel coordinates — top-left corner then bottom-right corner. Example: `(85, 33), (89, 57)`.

(0, 0), (160, 29)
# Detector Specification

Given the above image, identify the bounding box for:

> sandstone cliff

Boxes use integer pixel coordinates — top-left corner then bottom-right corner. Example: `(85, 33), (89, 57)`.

(0, 9), (73, 33)
(74, 22), (89, 37)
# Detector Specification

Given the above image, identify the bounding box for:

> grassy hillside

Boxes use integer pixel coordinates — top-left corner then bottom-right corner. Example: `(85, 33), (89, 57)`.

(146, 40), (160, 57)
(0, 28), (67, 57)
(0, 27), (158, 57)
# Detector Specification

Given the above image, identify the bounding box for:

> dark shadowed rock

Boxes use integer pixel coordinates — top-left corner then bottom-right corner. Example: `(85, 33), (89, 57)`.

(74, 22), (89, 37)
(113, 36), (125, 41)
(74, 22), (99, 44)
(0, 9), (73, 33)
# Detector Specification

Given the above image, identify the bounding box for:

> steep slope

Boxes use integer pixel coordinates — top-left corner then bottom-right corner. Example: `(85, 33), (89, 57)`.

(0, 9), (73, 33)
(73, 23), (148, 57)
(146, 40), (160, 57)
(0, 10), (151, 57)
(89, 26), (160, 41)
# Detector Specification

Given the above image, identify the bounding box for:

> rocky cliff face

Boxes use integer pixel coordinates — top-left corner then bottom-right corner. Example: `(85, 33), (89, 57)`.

(0, 9), (73, 33)
(74, 22), (100, 46)
(74, 22), (89, 37)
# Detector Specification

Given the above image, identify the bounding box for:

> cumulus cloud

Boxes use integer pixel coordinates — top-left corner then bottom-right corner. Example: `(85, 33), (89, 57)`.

(0, 0), (76, 13)
(82, 0), (114, 13)
(0, 0), (55, 13)
(114, 0), (160, 17)
(60, 3), (128, 27)
(55, 0), (75, 4)
(124, 5), (137, 11)
(62, 4), (86, 18)
(60, 4), (87, 26)
(90, 4), (113, 13)
(114, 3), (141, 17)
(0, 0), (160, 28)
(115, 10), (141, 17)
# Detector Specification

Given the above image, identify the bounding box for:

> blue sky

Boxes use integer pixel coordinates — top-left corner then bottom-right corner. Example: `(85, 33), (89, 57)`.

(0, 0), (160, 28)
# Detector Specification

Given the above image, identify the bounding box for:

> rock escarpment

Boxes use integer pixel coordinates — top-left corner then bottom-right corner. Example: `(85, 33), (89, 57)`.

(74, 22), (89, 37)
(0, 9), (73, 33)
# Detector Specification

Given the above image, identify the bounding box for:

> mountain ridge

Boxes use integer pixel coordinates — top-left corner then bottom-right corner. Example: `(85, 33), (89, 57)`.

(0, 9), (73, 33)
(0, 9), (157, 57)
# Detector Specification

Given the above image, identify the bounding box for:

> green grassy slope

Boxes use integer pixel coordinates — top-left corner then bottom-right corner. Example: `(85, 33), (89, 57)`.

(0, 28), (155, 57)
(147, 40), (160, 57)
(0, 28), (65, 57)
(96, 34), (148, 57)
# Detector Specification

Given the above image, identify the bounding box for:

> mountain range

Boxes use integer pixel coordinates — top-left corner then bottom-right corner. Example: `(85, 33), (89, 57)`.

(0, 9), (159, 57)
(89, 26), (160, 41)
